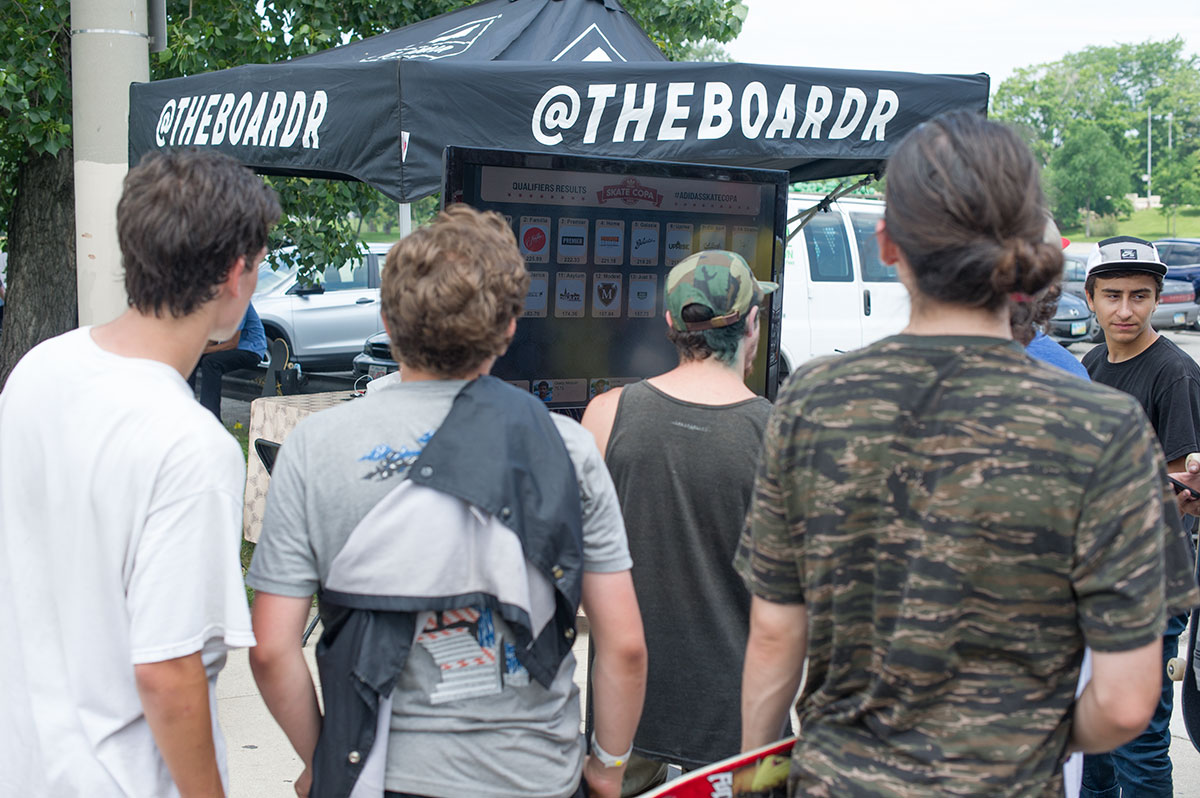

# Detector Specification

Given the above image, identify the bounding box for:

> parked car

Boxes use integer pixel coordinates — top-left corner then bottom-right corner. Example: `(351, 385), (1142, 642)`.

(1045, 291), (1095, 346)
(778, 193), (908, 379)
(352, 330), (398, 381)
(1154, 238), (1200, 293)
(1062, 251), (1200, 341)
(254, 242), (397, 372)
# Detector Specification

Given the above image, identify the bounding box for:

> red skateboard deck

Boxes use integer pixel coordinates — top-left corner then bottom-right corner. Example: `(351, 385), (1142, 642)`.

(638, 737), (796, 798)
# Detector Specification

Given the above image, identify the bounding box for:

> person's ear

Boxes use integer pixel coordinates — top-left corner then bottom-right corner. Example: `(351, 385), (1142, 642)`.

(876, 218), (900, 265)
(665, 309), (676, 330)
(221, 254), (249, 297)
(745, 304), (760, 335)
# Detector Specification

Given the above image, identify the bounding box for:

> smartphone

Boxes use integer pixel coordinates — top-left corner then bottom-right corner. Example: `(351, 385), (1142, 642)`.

(1168, 476), (1200, 501)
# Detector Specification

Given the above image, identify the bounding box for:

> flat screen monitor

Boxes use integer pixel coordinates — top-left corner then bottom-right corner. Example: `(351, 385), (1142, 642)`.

(443, 146), (788, 412)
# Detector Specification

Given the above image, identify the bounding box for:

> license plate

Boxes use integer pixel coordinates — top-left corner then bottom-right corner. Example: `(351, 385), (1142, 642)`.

(368, 364), (390, 380)
(1175, 312), (1187, 326)
(1070, 321), (1087, 337)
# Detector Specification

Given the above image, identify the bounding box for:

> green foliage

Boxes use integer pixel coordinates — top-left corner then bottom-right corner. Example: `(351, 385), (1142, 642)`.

(679, 39), (734, 63)
(1045, 122), (1130, 236)
(1156, 149), (1200, 236)
(621, 0), (746, 61)
(0, 0), (73, 239)
(994, 37), (1200, 224)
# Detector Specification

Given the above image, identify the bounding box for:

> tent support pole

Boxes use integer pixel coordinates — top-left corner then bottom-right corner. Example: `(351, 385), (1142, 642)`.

(398, 204), (412, 238)
(785, 173), (881, 244)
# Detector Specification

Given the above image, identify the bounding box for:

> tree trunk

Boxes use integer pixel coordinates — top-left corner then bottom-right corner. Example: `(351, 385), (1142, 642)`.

(1084, 204), (1092, 238)
(0, 147), (77, 390)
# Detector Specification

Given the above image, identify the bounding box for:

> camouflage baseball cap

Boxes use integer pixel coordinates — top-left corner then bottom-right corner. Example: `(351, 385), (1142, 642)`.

(666, 250), (778, 332)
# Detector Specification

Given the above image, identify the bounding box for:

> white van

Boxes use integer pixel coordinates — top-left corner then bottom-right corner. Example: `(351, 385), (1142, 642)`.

(777, 193), (910, 379)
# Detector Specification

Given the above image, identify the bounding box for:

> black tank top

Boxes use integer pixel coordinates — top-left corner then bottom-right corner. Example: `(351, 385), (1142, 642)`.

(605, 379), (770, 765)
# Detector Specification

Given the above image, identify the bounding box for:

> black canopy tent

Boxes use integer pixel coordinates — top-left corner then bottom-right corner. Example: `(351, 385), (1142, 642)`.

(128, 0), (990, 203)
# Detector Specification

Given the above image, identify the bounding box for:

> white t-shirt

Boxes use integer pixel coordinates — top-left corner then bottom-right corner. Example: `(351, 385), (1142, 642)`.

(0, 327), (256, 798)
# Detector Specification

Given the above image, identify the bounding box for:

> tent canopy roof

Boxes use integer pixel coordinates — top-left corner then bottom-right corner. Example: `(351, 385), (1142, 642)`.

(128, 0), (989, 202)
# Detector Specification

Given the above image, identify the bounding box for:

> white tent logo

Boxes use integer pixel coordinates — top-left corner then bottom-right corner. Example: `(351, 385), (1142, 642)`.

(360, 15), (501, 62)
(553, 24), (628, 63)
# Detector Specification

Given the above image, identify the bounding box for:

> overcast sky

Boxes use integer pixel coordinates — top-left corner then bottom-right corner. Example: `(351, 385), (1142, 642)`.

(727, 0), (1200, 90)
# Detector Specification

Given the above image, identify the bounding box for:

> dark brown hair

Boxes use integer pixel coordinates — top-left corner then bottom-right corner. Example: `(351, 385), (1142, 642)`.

(1009, 283), (1061, 346)
(666, 304), (748, 366)
(1085, 270), (1163, 300)
(884, 111), (1062, 311)
(382, 204), (529, 377)
(118, 149), (280, 317)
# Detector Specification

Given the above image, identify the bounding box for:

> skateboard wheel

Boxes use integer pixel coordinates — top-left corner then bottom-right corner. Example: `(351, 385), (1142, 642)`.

(1168, 657), (1186, 681)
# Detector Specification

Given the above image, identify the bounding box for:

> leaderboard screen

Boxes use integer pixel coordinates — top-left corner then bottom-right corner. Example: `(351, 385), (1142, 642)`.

(443, 147), (788, 410)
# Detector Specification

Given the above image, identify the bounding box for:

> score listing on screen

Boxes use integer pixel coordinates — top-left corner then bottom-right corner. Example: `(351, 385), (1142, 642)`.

(665, 223), (693, 267)
(699, 224), (727, 251)
(631, 221), (660, 267)
(519, 216), (551, 263)
(555, 272), (586, 318)
(557, 218), (588, 264)
(628, 274), (657, 318)
(731, 226), (758, 264)
(523, 271), (549, 318)
(595, 220), (625, 266)
(592, 273), (622, 318)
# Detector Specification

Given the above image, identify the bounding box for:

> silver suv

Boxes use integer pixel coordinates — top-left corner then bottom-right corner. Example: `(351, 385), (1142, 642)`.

(254, 242), (397, 372)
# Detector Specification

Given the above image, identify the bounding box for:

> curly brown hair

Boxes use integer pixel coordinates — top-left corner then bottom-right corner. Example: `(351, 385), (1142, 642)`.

(382, 204), (529, 378)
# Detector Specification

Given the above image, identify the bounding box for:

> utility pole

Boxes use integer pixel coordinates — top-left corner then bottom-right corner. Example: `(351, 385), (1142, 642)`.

(71, 0), (151, 326)
(1147, 106), (1152, 201)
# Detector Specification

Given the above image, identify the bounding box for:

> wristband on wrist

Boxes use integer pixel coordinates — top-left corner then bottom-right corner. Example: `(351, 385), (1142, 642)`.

(589, 730), (633, 768)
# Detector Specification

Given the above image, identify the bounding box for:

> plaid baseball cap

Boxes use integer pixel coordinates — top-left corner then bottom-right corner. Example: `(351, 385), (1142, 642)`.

(1085, 235), (1167, 278)
(666, 250), (778, 332)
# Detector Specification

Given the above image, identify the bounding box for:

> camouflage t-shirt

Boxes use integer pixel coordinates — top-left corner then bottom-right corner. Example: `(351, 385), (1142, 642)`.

(735, 334), (1200, 798)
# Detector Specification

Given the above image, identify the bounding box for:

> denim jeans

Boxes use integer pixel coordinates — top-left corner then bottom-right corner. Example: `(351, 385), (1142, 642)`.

(1080, 613), (1187, 798)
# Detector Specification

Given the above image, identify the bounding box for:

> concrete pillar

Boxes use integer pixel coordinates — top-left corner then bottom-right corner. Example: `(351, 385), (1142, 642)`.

(71, 0), (149, 326)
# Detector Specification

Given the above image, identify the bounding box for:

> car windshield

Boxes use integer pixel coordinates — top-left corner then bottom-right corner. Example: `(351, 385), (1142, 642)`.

(256, 262), (295, 295)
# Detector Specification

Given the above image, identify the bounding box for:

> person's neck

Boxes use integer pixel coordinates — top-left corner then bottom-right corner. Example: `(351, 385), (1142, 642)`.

(89, 308), (214, 378)
(647, 353), (755, 405)
(400, 357), (495, 383)
(903, 299), (1012, 340)
(1105, 327), (1159, 363)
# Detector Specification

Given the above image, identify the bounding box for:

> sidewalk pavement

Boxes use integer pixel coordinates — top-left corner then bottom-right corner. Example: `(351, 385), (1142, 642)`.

(218, 612), (1200, 797)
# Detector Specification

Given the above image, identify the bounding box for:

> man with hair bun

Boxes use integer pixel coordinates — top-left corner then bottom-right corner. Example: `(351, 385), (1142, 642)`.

(0, 148), (278, 796)
(247, 204), (647, 798)
(581, 249), (774, 795)
(1080, 236), (1200, 798)
(737, 111), (1199, 797)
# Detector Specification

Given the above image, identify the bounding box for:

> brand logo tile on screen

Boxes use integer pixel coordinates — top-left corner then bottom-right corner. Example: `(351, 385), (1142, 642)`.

(595, 219), (625, 266)
(555, 272), (586, 317)
(631, 221), (660, 267)
(519, 216), (550, 263)
(699, 224), (727, 251)
(596, 176), (664, 208)
(557, 218), (589, 264)
(523, 271), (548, 318)
(628, 273), (658, 318)
(665, 223), (694, 267)
(593, 273), (622, 318)
(731, 226), (758, 264)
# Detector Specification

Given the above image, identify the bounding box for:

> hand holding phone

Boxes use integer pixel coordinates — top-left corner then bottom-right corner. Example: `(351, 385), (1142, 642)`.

(1168, 476), (1200, 501)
